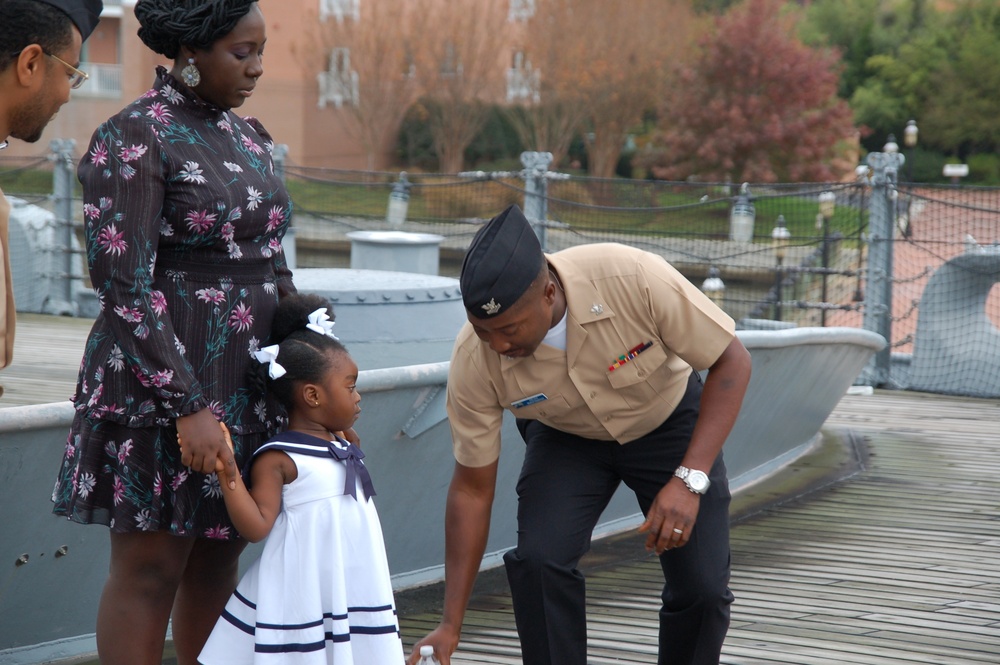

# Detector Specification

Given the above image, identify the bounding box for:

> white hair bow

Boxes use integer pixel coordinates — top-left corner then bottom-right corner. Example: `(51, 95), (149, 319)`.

(254, 344), (287, 379)
(306, 307), (339, 340)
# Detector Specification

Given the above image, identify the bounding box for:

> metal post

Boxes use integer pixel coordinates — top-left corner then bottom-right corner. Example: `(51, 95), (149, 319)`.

(859, 151), (905, 386)
(44, 138), (78, 316)
(774, 258), (783, 321)
(520, 151), (552, 251)
(272, 143), (288, 182)
(272, 144), (296, 270)
(820, 213), (829, 326)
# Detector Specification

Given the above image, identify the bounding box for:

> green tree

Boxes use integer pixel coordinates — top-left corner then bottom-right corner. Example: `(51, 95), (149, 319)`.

(800, 0), (971, 155)
(921, 1), (1000, 157)
(799, 0), (882, 100)
(848, 29), (947, 150)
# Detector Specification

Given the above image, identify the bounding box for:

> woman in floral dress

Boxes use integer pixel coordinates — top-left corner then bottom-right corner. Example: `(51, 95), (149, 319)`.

(51, 2), (294, 663)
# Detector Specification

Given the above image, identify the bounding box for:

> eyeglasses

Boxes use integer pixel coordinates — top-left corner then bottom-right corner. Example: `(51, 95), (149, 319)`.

(45, 52), (89, 89)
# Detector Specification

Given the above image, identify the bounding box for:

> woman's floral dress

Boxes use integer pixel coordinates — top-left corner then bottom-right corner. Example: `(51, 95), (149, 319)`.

(52, 68), (296, 539)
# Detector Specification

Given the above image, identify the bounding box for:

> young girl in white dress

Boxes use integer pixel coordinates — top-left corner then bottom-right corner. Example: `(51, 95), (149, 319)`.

(198, 293), (404, 664)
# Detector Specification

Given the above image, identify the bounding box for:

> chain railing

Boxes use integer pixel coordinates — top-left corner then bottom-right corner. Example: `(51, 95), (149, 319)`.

(4, 145), (1000, 394)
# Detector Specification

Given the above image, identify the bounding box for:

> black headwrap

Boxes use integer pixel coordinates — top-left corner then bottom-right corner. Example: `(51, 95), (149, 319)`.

(134, 0), (256, 59)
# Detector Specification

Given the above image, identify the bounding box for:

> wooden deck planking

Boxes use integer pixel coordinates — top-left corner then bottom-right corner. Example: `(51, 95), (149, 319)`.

(5, 316), (999, 664)
(399, 391), (1000, 664)
(0, 313), (90, 407)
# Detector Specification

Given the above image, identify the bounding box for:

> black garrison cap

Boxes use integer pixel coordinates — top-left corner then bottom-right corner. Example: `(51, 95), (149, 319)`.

(34, 0), (104, 41)
(460, 204), (544, 319)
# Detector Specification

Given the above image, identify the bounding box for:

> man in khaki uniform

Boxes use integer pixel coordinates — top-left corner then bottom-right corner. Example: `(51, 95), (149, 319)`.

(410, 205), (751, 665)
(0, 0), (103, 391)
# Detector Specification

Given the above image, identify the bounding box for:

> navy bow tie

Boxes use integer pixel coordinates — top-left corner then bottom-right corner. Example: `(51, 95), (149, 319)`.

(329, 441), (376, 501)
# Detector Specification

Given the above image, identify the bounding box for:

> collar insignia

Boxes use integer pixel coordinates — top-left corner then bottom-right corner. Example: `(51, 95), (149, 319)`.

(591, 304), (604, 315)
(482, 298), (502, 316)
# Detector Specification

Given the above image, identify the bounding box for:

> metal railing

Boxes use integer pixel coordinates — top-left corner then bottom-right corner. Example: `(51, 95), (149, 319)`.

(73, 62), (122, 99)
(4, 145), (1000, 394)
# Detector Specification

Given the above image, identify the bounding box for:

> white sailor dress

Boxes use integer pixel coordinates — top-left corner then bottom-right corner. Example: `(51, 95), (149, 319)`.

(198, 431), (404, 664)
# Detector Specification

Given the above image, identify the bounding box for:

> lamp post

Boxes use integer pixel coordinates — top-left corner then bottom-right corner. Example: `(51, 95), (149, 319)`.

(902, 119), (918, 238)
(701, 266), (726, 309)
(771, 215), (791, 321)
(883, 133), (899, 154)
(903, 120), (918, 169)
(729, 183), (755, 243)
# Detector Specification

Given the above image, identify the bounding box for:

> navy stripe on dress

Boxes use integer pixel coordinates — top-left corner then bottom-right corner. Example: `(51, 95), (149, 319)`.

(220, 609), (255, 636)
(256, 641), (326, 654)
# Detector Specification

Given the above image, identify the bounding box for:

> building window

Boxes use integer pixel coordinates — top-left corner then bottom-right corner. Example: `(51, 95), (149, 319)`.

(317, 48), (359, 108)
(403, 47), (416, 79)
(507, 51), (540, 103)
(508, 0), (536, 21)
(320, 0), (359, 23)
(440, 42), (462, 78)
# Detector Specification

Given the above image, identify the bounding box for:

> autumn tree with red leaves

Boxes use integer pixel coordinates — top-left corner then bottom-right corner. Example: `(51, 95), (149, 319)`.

(642, 0), (856, 183)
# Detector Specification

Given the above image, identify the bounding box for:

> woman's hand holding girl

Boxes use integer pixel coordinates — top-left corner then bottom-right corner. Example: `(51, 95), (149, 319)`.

(176, 409), (238, 489)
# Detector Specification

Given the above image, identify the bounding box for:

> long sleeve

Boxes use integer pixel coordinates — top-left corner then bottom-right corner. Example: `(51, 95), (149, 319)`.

(79, 115), (207, 417)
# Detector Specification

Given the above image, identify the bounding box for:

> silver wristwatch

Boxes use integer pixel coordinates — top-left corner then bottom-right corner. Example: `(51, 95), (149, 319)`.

(674, 466), (710, 494)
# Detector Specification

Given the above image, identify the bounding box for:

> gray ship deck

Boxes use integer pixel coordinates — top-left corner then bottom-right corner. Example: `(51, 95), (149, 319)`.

(6, 316), (999, 664)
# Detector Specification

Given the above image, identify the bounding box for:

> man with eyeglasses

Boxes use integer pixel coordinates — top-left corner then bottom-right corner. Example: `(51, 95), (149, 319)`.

(0, 0), (102, 390)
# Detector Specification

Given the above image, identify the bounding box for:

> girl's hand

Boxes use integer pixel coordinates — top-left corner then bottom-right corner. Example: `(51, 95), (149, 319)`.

(178, 421), (234, 473)
(217, 422), (238, 490)
(176, 409), (235, 482)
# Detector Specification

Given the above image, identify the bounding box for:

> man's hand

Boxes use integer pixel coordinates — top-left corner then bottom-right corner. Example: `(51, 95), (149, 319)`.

(407, 625), (460, 665)
(637, 477), (700, 555)
(407, 461), (499, 665)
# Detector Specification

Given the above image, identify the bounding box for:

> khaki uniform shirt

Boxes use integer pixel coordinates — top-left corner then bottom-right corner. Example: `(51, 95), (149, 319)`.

(447, 243), (735, 468)
(0, 185), (14, 370)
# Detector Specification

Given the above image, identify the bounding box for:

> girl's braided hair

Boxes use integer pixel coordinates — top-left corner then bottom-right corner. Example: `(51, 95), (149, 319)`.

(134, 0), (257, 59)
(250, 293), (349, 410)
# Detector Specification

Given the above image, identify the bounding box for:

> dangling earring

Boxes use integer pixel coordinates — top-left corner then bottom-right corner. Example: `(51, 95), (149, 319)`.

(181, 57), (201, 87)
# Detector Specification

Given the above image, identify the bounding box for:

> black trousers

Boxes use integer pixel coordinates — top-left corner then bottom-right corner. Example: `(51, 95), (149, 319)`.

(505, 373), (733, 665)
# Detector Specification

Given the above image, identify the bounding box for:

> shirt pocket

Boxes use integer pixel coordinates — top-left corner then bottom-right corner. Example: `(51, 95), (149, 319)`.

(606, 342), (671, 405)
(508, 392), (574, 420)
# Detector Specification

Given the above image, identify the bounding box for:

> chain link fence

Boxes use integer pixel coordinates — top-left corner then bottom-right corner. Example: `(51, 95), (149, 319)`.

(3, 146), (1000, 395)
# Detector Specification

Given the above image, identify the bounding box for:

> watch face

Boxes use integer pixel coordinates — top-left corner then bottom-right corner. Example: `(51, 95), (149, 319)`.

(688, 470), (710, 492)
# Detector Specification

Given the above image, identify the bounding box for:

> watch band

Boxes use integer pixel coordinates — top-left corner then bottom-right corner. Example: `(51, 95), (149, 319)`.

(674, 465), (710, 494)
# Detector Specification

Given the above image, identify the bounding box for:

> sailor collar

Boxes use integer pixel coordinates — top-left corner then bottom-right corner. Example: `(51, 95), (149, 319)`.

(256, 430), (375, 501)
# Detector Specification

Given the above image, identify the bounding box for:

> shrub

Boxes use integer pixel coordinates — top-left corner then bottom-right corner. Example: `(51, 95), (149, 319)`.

(966, 153), (1000, 185)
